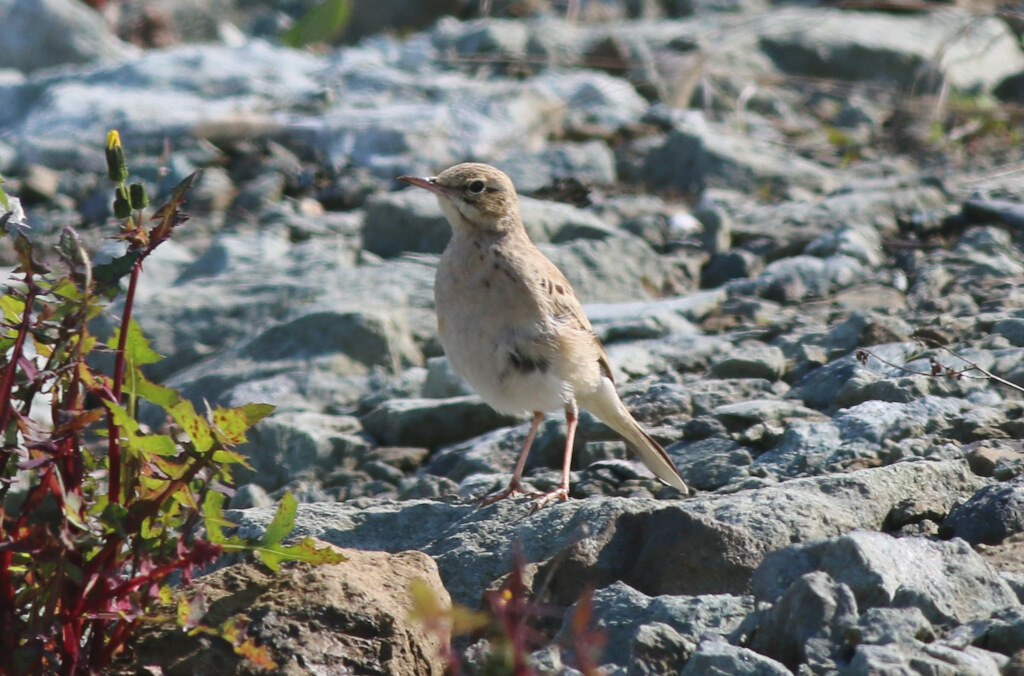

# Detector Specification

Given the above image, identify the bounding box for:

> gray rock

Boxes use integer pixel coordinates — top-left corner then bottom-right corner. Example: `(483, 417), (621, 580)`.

(666, 437), (750, 491)
(494, 141), (616, 194)
(711, 344), (786, 381)
(229, 483), (273, 510)
(749, 571), (859, 671)
(422, 356), (474, 399)
(519, 196), (617, 244)
(561, 582), (753, 669)
(939, 478), (1024, 546)
(681, 638), (792, 675)
(730, 255), (868, 304)
(439, 18), (529, 61)
(362, 188), (450, 258)
(712, 400), (828, 430)
(758, 9), (1024, 93)
(848, 607), (935, 646)
(992, 318), (1024, 347)
(541, 234), (683, 303)
(752, 530), (1018, 626)
(628, 622), (696, 676)
(804, 226), (881, 267)
(638, 111), (836, 195)
(701, 250), (764, 288)
(843, 642), (1005, 676)
(360, 395), (521, 450)
(531, 70), (648, 131)
(239, 310), (423, 375)
(786, 343), (918, 410)
(175, 232), (290, 284)
(0, 0), (131, 73)
(230, 460), (984, 607)
(238, 412), (370, 490)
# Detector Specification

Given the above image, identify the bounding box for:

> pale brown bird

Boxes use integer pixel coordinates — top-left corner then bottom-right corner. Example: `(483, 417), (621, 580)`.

(398, 163), (689, 508)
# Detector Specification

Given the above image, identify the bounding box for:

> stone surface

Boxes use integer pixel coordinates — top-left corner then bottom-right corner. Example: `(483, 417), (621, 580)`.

(129, 546), (449, 675)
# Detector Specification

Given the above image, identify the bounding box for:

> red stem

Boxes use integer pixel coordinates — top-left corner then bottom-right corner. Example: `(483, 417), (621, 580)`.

(0, 281), (36, 671)
(105, 257), (142, 506)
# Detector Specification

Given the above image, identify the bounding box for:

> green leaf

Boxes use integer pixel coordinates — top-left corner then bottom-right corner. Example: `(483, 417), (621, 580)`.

(93, 249), (143, 290)
(281, 0), (350, 48)
(136, 434), (178, 457)
(0, 172), (8, 211)
(211, 402), (274, 445)
(108, 318), (161, 366)
(131, 368), (181, 410)
(0, 294), (25, 323)
(169, 400), (213, 452)
(202, 491), (235, 544)
(260, 491), (296, 548)
(255, 535), (347, 572)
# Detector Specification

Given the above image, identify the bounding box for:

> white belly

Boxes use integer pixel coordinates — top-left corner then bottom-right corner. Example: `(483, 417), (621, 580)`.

(435, 242), (571, 416)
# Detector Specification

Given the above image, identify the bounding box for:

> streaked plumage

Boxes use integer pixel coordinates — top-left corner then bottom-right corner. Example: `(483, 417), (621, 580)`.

(399, 163), (688, 507)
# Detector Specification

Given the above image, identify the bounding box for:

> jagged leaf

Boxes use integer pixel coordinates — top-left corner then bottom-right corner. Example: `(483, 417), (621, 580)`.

(212, 403), (274, 445)
(170, 400), (213, 453)
(281, 0), (350, 47)
(255, 535), (347, 572)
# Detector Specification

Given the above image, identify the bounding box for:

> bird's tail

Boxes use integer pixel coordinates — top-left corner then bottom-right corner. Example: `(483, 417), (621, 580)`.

(579, 379), (689, 495)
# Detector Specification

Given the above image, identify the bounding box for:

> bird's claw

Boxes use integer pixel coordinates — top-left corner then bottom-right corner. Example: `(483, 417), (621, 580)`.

(527, 487), (569, 511)
(478, 481), (526, 507)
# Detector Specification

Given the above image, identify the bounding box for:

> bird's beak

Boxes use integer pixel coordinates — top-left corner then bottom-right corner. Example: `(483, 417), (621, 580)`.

(398, 175), (451, 197)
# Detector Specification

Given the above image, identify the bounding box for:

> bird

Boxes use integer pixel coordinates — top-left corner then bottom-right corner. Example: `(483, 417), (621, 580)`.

(398, 163), (689, 508)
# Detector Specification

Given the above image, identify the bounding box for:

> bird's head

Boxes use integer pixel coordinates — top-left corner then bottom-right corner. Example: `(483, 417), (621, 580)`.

(398, 162), (521, 235)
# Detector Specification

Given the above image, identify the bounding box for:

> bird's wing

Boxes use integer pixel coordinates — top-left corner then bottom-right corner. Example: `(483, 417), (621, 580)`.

(523, 251), (614, 388)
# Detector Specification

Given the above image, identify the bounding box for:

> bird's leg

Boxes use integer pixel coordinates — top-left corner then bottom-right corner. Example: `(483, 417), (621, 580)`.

(530, 402), (578, 510)
(479, 411), (545, 506)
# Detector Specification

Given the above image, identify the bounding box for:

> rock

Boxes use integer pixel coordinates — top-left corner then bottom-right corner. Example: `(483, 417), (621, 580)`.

(175, 232), (290, 284)
(362, 188), (450, 258)
(993, 318), (1024, 347)
(241, 310), (423, 374)
(0, 0), (130, 73)
(629, 622), (697, 676)
(939, 478), (1024, 546)
(238, 412), (369, 491)
(560, 581), (753, 669)
(228, 483), (273, 509)
(495, 141), (617, 193)
(360, 395), (521, 450)
(710, 344), (786, 381)
(701, 250), (764, 288)
(422, 356), (474, 398)
(230, 460), (984, 607)
(531, 70), (648, 132)
(542, 233), (684, 302)
(752, 530), (1018, 626)
(519, 196), (617, 243)
(680, 638), (792, 675)
(786, 342), (918, 410)
(638, 111), (836, 196)
(844, 642), (1005, 676)
(439, 18), (529, 62)
(748, 571), (859, 671)
(711, 400), (828, 430)
(758, 9), (1024, 93)
(130, 546), (449, 675)
(962, 198), (1024, 230)
(848, 606), (935, 646)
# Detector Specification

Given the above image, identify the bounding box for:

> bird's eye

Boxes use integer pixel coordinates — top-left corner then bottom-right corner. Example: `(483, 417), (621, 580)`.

(467, 180), (486, 194)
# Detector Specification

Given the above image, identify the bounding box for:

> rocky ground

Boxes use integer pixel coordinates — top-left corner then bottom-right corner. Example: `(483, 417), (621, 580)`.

(4, 0), (1024, 674)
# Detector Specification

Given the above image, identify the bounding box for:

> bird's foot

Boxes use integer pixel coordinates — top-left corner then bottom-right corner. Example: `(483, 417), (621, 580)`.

(478, 480), (527, 507)
(527, 487), (569, 511)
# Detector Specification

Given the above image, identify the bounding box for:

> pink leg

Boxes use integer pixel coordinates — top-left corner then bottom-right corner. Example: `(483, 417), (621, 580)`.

(530, 402), (578, 510)
(479, 411), (545, 506)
